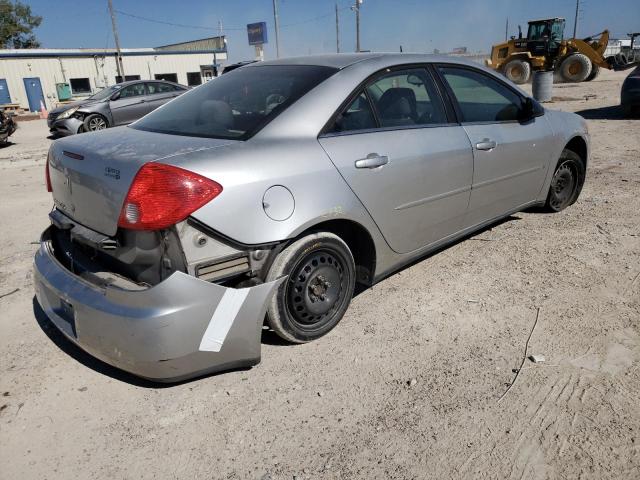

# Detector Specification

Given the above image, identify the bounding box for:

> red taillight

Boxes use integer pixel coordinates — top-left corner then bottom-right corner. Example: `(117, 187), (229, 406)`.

(45, 158), (52, 192)
(117, 163), (222, 230)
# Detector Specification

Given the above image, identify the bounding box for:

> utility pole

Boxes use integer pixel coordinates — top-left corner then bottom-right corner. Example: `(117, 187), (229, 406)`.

(335, 3), (340, 53)
(352, 0), (362, 52)
(572, 0), (580, 38)
(273, 0), (281, 58)
(107, 0), (125, 79)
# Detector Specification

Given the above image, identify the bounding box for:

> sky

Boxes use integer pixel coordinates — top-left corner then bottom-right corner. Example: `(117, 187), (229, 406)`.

(26, 0), (640, 62)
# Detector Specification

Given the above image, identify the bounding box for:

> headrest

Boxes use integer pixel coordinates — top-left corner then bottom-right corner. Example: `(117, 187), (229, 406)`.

(377, 88), (417, 118)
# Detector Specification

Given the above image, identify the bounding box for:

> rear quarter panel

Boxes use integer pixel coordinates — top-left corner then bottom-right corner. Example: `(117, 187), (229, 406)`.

(162, 137), (389, 251)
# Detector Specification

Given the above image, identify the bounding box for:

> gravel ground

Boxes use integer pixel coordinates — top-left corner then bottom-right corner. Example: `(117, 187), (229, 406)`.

(0, 69), (638, 480)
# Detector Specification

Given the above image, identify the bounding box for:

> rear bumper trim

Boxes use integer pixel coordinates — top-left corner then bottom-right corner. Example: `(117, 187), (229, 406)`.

(33, 226), (284, 382)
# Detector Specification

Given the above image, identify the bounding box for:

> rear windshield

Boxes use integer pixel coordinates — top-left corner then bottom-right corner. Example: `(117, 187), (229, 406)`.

(132, 65), (337, 140)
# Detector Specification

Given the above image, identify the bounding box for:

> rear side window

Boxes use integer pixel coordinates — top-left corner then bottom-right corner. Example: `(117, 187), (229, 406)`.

(330, 92), (377, 133)
(133, 65), (337, 140)
(328, 67), (447, 134)
(366, 68), (446, 127)
(439, 66), (523, 123)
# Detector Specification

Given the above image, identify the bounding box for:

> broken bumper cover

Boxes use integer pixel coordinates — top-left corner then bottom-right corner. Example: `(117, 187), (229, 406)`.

(48, 117), (84, 136)
(33, 228), (284, 382)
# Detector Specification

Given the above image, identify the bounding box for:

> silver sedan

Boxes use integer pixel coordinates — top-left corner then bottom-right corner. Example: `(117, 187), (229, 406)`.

(35, 54), (588, 381)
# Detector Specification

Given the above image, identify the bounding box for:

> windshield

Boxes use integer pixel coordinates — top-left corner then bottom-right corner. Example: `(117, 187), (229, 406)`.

(88, 84), (122, 101)
(132, 65), (337, 140)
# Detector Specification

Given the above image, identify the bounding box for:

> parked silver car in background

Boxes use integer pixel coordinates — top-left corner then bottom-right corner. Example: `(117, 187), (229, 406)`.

(47, 79), (187, 136)
(35, 53), (589, 381)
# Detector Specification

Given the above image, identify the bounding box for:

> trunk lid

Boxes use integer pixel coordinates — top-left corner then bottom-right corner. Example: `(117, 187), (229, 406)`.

(49, 126), (236, 236)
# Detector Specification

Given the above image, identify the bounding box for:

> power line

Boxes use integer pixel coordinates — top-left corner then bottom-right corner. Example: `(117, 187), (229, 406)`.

(114, 9), (246, 31)
(114, 7), (351, 33)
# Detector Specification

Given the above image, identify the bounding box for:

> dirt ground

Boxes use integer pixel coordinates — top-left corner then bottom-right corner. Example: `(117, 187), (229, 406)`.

(0, 69), (638, 480)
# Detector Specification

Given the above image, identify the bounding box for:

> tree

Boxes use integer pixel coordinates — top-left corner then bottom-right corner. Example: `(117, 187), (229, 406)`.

(0, 0), (42, 49)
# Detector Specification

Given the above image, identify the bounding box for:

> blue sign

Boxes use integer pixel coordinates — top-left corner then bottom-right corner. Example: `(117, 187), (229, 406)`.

(247, 22), (268, 45)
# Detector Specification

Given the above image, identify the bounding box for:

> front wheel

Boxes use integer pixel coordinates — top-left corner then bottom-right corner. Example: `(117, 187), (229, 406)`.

(543, 149), (585, 212)
(83, 114), (108, 132)
(503, 59), (531, 84)
(265, 232), (356, 343)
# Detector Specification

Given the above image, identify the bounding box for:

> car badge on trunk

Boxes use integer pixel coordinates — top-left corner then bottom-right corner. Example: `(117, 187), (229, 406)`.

(104, 167), (120, 180)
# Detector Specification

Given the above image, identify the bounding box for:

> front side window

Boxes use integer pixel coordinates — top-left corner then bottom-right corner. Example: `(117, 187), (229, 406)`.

(366, 68), (447, 127)
(118, 83), (146, 99)
(88, 85), (121, 101)
(133, 65), (337, 140)
(439, 66), (523, 123)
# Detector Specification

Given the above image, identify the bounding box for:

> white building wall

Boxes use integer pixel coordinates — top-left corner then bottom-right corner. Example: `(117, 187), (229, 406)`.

(0, 51), (225, 111)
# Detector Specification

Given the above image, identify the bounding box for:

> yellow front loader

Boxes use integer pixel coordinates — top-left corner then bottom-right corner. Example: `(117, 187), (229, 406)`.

(486, 18), (639, 84)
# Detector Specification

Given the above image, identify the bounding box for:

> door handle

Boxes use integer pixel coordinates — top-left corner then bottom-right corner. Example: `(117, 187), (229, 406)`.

(475, 139), (497, 151)
(355, 154), (389, 169)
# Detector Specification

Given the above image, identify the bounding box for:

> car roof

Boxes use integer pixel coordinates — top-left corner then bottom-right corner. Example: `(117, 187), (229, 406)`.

(249, 53), (482, 71)
(116, 79), (183, 87)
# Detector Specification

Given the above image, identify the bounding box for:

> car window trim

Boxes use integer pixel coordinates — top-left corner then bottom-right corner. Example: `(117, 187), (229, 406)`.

(319, 63), (458, 138)
(432, 62), (544, 125)
(323, 122), (464, 138)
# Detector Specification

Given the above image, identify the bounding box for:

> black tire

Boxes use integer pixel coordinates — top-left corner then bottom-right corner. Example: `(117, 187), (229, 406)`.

(83, 114), (108, 132)
(585, 64), (600, 82)
(503, 59), (531, 84)
(544, 149), (586, 212)
(560, 54), (592, 83)
(265, 232), (356, 343)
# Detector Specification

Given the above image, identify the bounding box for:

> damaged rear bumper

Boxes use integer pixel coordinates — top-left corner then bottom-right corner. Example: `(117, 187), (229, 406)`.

(33, 227), (284, 382)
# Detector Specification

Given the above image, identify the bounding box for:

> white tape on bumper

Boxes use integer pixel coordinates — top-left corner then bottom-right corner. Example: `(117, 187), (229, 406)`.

(199, 288), (250, 352)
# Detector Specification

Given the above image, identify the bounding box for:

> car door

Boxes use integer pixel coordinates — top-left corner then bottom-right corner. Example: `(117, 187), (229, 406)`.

(109, 83), (148, 125)
(144, 82), (183, 114)
(318, 66), (473, 254)
(436, 65), (554, 225)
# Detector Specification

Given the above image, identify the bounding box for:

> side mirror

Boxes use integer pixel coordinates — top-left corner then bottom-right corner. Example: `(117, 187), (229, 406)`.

(519, 97), (543, 122)
(110, 92), (121, 101)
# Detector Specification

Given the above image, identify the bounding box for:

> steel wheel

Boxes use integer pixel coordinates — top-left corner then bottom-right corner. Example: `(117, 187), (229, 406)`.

(544, 149), (585, 212)
(266, 232), (356, 343)
(549, 161), (576, 210)
(286, 248), (347, 328)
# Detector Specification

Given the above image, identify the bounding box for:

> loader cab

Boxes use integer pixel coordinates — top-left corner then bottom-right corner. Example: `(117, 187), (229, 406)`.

(526, 18), (565, 56)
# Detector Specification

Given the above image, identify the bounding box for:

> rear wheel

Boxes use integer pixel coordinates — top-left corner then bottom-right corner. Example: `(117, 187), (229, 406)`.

(503, 59), (531, 84)
(544, 149), (585, 212)
(266, 232), (356, 343)
(83, 114), (108, 132)
(560, 54), (592, 83)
